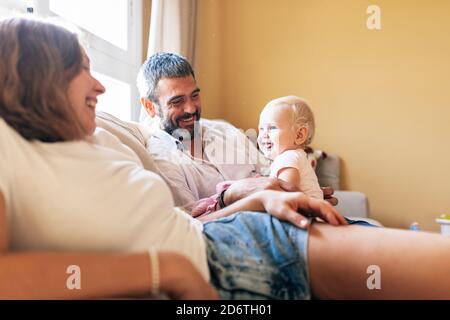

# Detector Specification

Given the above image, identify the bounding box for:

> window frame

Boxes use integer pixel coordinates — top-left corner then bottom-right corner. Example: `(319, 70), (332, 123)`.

(34, 0), (143, 121)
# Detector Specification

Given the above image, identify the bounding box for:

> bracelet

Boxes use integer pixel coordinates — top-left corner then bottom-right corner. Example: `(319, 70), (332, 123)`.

(148, 249), (159, 296)
(217, 188), (227, 209)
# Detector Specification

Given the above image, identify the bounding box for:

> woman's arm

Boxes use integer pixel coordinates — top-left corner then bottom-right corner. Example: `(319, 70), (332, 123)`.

(0, 251), (217, 299)
(198, 190), (347, 228)
(0, 192), (8, 252)
(0, 192), (217, 299)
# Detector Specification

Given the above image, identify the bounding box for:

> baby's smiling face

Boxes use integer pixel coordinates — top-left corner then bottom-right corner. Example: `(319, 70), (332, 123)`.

(257, 104), (298, 160)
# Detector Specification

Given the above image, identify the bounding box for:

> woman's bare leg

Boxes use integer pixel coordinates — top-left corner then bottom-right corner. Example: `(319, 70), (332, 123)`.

(308, 223), (450, 299)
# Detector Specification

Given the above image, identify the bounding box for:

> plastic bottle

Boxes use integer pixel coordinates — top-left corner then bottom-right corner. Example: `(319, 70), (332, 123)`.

(409, 222), (420, 231)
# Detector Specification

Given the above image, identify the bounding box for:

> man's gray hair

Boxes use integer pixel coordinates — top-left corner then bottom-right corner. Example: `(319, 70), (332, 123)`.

(136, 52), (195, 103)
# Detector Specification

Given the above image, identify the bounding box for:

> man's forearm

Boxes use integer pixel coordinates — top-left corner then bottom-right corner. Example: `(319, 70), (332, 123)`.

(197, 192), (264, 223)
(219, 177), (301, 208)
(221, 182), (257, 206)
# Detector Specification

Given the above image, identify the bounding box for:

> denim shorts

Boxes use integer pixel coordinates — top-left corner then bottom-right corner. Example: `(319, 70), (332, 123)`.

(203, 211), (310, 299)
(203, 212), (375, 300)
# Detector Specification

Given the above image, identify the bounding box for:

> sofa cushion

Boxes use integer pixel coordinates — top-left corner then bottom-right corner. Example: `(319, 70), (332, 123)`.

(315, 153), (340, 190)
(95, 111), (157, 173)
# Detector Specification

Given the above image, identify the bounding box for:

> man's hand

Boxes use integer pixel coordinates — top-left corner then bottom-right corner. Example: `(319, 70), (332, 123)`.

(322, 186), (338, 206)
(223, 177), (299, 206)
(223, 177), (339, 207)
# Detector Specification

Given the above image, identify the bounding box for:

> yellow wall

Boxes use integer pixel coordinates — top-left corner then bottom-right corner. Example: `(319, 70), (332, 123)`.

(195, 0), (450, 231)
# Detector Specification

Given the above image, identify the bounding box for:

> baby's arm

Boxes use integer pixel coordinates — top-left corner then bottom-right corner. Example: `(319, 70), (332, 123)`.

(271, 150), (302, 188)
(277, 167), (300, 189)
(272, 150), (323, 199)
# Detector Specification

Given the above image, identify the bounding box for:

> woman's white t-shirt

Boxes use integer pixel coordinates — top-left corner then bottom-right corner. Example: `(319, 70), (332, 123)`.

(0, 118), (209, 280)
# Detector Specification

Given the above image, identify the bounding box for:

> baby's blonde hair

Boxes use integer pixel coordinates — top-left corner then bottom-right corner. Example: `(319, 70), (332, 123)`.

(266, 95), (315, 146)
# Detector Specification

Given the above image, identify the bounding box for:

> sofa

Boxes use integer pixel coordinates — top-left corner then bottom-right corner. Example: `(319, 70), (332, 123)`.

(96, 111), (381, 225)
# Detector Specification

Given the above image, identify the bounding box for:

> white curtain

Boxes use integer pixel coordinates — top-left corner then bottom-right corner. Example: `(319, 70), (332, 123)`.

(147, 0), (198, 64)
(140, 0), (198, 122)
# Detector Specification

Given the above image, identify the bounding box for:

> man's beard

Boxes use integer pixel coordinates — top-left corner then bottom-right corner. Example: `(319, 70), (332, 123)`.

(161, 110), (201, 141)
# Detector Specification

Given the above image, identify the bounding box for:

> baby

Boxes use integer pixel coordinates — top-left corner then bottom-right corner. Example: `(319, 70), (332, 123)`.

(257, 96), (323, 199)
(191, 95), (322, 217)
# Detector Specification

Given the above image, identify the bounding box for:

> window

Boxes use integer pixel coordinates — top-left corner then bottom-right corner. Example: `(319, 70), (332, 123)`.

(23, 0), (143, 121)
(92, 71), (132, 121)
(49, 0), (128, 50)
(0, 0), (28, 15)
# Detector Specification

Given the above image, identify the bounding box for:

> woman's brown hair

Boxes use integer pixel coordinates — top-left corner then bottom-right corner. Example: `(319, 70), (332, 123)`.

(0, 17), (87, 142)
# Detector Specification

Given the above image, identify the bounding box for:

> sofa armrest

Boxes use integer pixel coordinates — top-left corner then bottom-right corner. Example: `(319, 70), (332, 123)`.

(317, 154), (382, 226)
(334, 190), (370, 219)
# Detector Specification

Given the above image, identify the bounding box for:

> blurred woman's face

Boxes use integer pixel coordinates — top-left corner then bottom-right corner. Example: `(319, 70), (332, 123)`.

(66, 50), (105, 136)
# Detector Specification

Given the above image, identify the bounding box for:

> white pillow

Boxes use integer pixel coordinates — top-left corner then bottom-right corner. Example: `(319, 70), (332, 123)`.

(95, 111), (157, 173)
